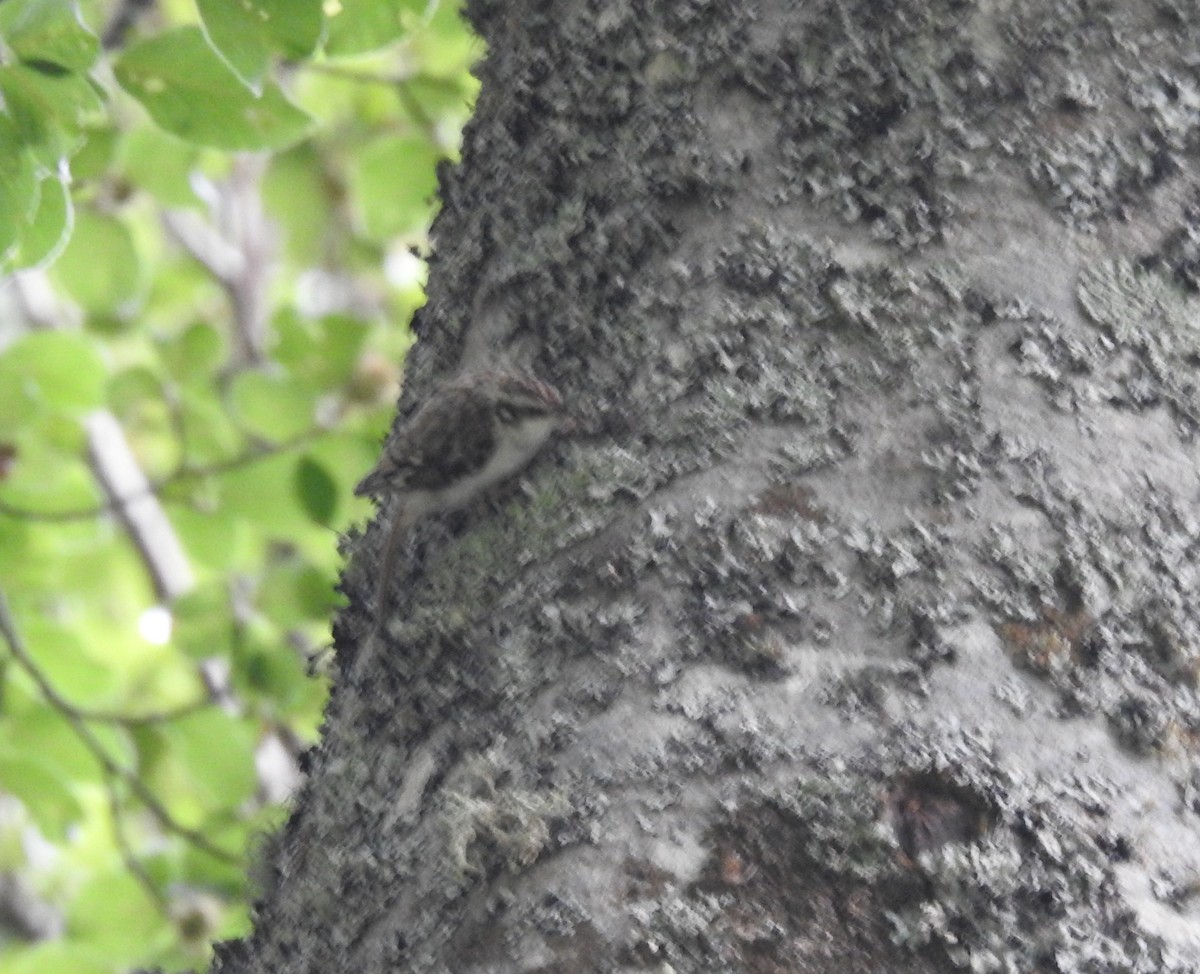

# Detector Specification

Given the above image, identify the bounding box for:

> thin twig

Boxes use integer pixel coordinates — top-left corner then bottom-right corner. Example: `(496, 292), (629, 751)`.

(106, 784), (169, 912)
(72, 696), (213, 727)
(0, 426), (328, 523)
(298, 62), (419, 87)
(394, 83), (439, 139)
(0, 589), (240, 865)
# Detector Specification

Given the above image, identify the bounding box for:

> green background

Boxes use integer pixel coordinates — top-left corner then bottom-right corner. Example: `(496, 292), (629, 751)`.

(0, 1), (479, 970)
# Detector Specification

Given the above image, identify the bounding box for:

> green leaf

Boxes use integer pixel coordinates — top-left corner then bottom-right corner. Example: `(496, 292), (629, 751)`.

(0, 0), (100, 73)
(324, 0), (432, 55)
(0, 330), (107, 414)
(255, 0), (326, 58)
(114, 27), (314, 150)
(172, 585), (234, 661)
(198, 0), (324, 91)
(158, 709), (257, 810)
(68, 123), (117, 182)
(394, 71), (476, 119)
(68, 869), (167, 960)
(0, 518), (35, 589)
(50, 209), (140, 314)
(2, 702), (133, 784)
(3, 941), (123, 974)
(309, 427), (392, 508)
(275, 310), (370, 386)
(0, 64), (105, 165)
(219, 450), (308, 533)
(119, 125), (199, 206)
(0, 116), (40, 259)
(0, 426), (96, 515)
(172, 504), (246, 572)
(180, 320), (226, 371)
(317, 315), (372, 383)
(178, 812), (263, 891)
(197, 0), (269, 91)
(259, 558), (337, 626)
(161, 321), (225, 377)
(293, 455), (337, 526)
(230, 371), (316, 442)
(348, 134), (442, 240)
(0, 749), (83, 839)
(418, 0), (481, 77)
(106, 364), (165, 416)
(262, 144), (332, 264)
(231, 620), (304, 700)
(8, 174), (72, 270)
(175, 385), (242, 463)
(22, 617), (118, 704)
(272, 311), (320, 376)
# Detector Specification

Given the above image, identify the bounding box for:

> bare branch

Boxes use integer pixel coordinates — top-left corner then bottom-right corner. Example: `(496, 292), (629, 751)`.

(102, 0), (156, 50)
(86, 410), (195, 602)
(165, 156), (277, 369)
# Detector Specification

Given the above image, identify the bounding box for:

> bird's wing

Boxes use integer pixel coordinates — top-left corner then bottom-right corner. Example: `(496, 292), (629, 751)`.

(354, 388), (495, 497)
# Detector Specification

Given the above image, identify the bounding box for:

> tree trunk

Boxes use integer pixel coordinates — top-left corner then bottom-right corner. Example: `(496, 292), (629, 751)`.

(228, 0), (1200, 971)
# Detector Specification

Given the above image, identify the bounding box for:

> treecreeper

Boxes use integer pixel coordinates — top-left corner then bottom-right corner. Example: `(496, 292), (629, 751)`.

(353, 370), (565, 640)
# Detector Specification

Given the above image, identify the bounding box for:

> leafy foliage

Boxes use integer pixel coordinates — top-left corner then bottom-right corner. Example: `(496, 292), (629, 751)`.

(0, 0), (479, 970)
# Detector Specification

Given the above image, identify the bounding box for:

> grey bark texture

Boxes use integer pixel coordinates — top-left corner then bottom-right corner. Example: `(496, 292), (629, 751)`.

(228, 0), (1200, 971)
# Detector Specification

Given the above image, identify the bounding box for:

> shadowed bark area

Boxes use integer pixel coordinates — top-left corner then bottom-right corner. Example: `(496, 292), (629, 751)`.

(229, 0), (1200, 971)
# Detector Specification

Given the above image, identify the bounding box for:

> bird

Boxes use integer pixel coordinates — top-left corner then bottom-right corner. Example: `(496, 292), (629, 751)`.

(355, 370), (565, 632)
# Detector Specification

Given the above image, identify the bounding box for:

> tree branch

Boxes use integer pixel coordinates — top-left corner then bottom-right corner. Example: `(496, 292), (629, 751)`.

(86, 410), (195, 602)
(164, 156), (276, 369)
(102, 0), (156, 50)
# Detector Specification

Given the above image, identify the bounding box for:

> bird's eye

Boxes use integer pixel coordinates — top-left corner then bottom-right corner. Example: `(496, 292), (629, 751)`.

(497, 404), (516, 423)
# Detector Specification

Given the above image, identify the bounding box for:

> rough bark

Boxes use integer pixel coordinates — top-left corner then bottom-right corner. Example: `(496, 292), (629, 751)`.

(228, 0), (1200, 971)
